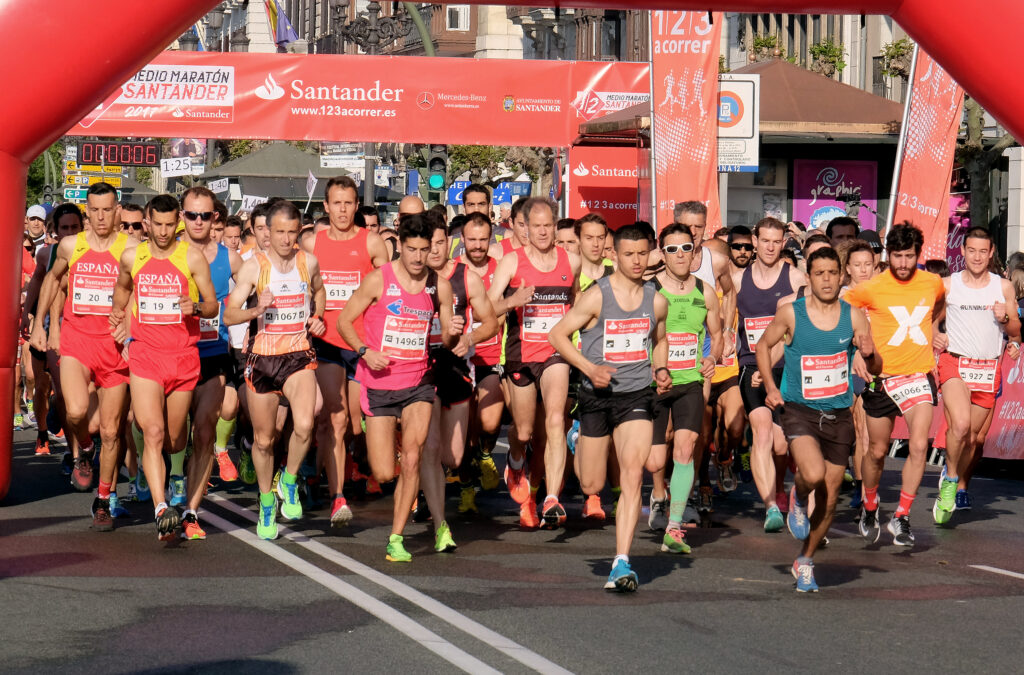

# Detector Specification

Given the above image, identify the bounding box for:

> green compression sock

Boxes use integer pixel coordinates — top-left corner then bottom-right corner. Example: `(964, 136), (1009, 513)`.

(215, 417), (236, 449)
(668, 460), (695, 524)
(169, 450), (186, 476)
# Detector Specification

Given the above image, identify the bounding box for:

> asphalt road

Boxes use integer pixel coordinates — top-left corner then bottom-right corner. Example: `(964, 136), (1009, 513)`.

(3, 430), (1024, 674)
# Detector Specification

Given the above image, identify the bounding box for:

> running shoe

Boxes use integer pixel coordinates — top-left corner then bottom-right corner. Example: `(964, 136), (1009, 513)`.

(764, 504), (784, 533)
(504, 462), (530, 505)
(717, 458), (737, 493)
(932, 475), (957, 525)
(434, 521), (457, 552)
(34, 438), (49, 455)
(682, 504), (699, 526)
(181, 512), (206, 540)
(271, 469), (282, 494)
(698, 486), (713, 514)
(304, 476), (321, 510)
(331, 497), (353, 527)
(215, 450), (238, 482)
(843, 468), (854, 483)
(168, 475), (186, 507)
(365, 476), (383, 495)
(858, 504), (881, 543)
(412, 493), (430, 522)
(386, 533), (412, 562)
(135, 471), (151, 503)
(792, 559), (819, 593)
(108, 492), (129, 518)
(661, 527), (691, 554)
(457, 486), (478, 514)
(71, 453), (94, 492)
(276, 477), (303, 521)
(519, 495), (540, 529)
(60, 450), (73, 476)
(155, 505), (181, 541)
(775, 489), (789, 514)
(238, 450), (257, 485)
(739, 449), (753, 482)
(647, 494), (668, 531)
(23, 411), (36, 428)
(478, 453), (499, 491)
(604, 558), (639, 592)
(123, 480), (139, 502)
(850, 481), (863, 510)
(257, 497), (278, 540)
(583, 494), (605, 521)
(888, 515), (915, 547)
(787, 486), (810, 541)
(91, 497), (114, 532)
(13, 413), (23, 430)
(566, 419), (580, 455)
(955, 490), (972, 511)
(541, 496), (567, 528)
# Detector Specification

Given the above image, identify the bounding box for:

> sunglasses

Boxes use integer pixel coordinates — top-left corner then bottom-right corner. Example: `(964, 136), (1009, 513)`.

(730, 243), (754, 251)
(183, 210), (214, 222)
(122, 222), (144, 231)
(663, 243), (694, 254)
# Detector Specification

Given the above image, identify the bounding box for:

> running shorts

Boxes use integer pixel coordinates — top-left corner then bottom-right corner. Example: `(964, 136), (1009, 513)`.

(245, 349), (317, 395)
(652, 381), (705, 442)
(199, 352), (235, 387)
(503, 354), (567, 388)
(707, 375), (738, 410)
(739, 365), (784, 416)
(431, 348), (473, 408)
(312, 337), (360, 381)
(936, 352), (998, 409)
(780, 401), (854, 466)
(61, 324), (129, 389)
(361, 380), (435, 418)
(862, 372), (937, 419)
(128, 341), (199, 395)
(578, 386), (653, 438)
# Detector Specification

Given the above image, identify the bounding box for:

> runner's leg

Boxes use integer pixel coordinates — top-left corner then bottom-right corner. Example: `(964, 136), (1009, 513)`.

(185, 374), (225, 513)
(392, 401), (432, 536)
(612, 419), (653, 557)
(538, 363), (570, 502)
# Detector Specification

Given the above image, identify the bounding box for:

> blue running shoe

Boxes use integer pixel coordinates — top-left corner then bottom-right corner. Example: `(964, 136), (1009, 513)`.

(108, 492), (129, 518)
(567, 419), (580, 455)
(135, 472), (152, 503)
(168, 474), (186, 507)
(955, 490), (972, 511)
(792, 559), (819, 592)
(787, 487), (810, 541)
(764, 504), (784, 533)
(604, 558), (639, 593)
(850, 481), (863, 510)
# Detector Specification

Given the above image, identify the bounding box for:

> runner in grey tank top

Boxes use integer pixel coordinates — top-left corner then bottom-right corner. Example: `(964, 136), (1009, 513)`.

(578, 276), (658, 393)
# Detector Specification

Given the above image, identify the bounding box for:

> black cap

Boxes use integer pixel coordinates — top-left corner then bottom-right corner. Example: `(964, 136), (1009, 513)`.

(858, 229), (882, 251)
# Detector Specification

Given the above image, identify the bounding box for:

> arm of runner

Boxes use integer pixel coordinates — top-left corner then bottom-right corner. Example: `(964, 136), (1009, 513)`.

(568, 251), (582, 303)
(109, 246), (137, 332)
(453, 271), (498, 358)
(29, 237), (72, 352)
(20, 246), (50, 335)
(47, 287), (65, 353)
(366, 231), (390, 268)
(851, 306), (882, 377)
(487, 242), (504, 260)
(438, 276), (460, 350)
(549, 285), (614, 388)
(756, 303), (794, 409)
(305, 252), (327, 337)
(704, 289), (724, 377)
(184, 245), (219, 320)
(337, 269), (389, 370)
(228, 248), (243, 279)
(653, 292), (671, 393)
(223, 257), (267, 326)
(996, 277), (1021, 342)
(487, 253), (531, 316)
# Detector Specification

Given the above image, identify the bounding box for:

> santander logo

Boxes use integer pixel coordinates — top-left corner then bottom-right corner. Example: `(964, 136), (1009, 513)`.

(572, 162), (590, 177)
(254, 73), (285, 101)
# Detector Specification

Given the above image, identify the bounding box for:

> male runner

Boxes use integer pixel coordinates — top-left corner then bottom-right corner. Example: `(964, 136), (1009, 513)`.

(338, 213), (458, 562)
(826, 216), (859, 246)
(731, 217), (807, 531)
(549, 223), (668, 591)
(30, 182), (132, 530)
(109, 194), (219, 540)
(301, 176), (389, 526)
(359, 206), (380, 233)
(728, 226), (754, 269)
(120, 203), (146, 243)
(846, 223), (944, 547)
(758, 247), (880, 591)
(933, 227), (1019, 523)
(555, 219), (579, 256)
(421, 217), (498, 549)
(576, 214), (615, 292)
(490, 197), (529, 260)
(489, 197), (581, 528)
(224, 201), (327, 540)
(645, 224), (722, 553)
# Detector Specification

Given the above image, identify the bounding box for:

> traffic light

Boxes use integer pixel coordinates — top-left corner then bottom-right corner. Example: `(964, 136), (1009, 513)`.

(427, 144), (448, 191)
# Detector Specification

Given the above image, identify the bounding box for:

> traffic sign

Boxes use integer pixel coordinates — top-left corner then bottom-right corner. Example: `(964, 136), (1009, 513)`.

(65, 174), (122, 187)
(717, 74), (760, 172)
(446, 181), (471, 205)
(65, 161), (123, 174)
(64, 187), (121, 201)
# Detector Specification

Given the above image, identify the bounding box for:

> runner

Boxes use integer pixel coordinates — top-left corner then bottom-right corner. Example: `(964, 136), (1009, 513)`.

(224, 201), (327, 540)
(549, 223), (667, 591)
(490, 196), (529, 260)
(757, 247), (880, 591)
(119, 203), (146, 243)
(337, 213), (459, 562)
(109, 193), (220, 540)
(30, 183), (133, 530)
(488, 197), (581, 528)
(576, 214), (615, 291)
(730, 217), (807, 532)
(645, 224), (722, 553)
(421, 216), (498, 549)
(845, 223), (945, 547)
(555, 219), (579, 255)
(933, 227), (1020, 523)
(301, 176), (389, 527)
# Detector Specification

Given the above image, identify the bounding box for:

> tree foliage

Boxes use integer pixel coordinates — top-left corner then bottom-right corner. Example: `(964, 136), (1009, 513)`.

(959, 96), (1017, 230)
(25, 140), (64, 207)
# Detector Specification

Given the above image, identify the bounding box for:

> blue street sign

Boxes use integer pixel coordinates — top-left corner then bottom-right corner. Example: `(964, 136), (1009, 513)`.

(407, 170), (419, 195)
(446, 181), (471, 205)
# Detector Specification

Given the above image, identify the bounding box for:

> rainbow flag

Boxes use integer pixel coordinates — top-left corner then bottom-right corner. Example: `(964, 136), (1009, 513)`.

(265, 0), (299, 48)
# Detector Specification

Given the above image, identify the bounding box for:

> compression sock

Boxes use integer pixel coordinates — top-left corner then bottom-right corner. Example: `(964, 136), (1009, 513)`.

(132, 424), (145, 461)
(507, 453), (525, 471)
(894, 490), (915, 518)
(259, 491), (276, 507)
(668, 460), (695, 524)
(215, 417), (236, 451)
(169, 450), (186, 477)
(863, 486), (879, 511)
(98, 480), (112, 500)
(281, 469), (298, 485)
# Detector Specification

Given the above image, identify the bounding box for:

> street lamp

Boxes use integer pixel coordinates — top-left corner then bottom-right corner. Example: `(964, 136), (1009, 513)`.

(207, 2), (225, 31)
(178, 29), (200, 51)
(230, 31), (249, 52)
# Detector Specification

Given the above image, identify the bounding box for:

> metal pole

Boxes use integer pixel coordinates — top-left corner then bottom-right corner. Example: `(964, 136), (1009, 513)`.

(647, 12), (659, 232)
(883, 43), (920, 250)
(403, 2), (434, 57)
(364, 142), (374, 206)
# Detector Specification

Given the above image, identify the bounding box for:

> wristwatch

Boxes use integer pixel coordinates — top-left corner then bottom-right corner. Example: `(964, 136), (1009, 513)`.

(358, 346), (368, 358)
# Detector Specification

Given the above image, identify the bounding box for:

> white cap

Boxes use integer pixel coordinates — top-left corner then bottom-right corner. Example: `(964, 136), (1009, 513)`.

(26, 205), (46, 220)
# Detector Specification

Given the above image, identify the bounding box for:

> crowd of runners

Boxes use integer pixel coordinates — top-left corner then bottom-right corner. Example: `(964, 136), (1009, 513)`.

(16, 179), (1021, 593)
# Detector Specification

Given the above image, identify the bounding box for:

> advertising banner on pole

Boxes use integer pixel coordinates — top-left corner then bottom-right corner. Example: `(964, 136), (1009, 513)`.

(792, 159), (879, 231)
(649, 10), (723, 233)
(891, 50), (965, 261)
(567, 145), (639, 227)
(66, 52), (650, 148)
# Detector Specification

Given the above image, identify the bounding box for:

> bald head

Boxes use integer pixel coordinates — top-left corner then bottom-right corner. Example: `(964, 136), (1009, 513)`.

(399, 195), (424, 217)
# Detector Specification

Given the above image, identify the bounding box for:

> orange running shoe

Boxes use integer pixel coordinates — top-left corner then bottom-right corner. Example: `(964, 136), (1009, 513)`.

(366, 476), (383, 495)
(520, 495), (540, 528)
(216, 451), (238, 482)
(34, 438), (50, 455)
(181, 513), (206, 540)
(582, 494), (605, 521)
(504, 462), (530, 505)
(542, 497), (567, 528)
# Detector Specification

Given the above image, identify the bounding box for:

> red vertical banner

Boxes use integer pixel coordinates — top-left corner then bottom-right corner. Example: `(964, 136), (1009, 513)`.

(649, 10), (723, 233)
(892, 50), (964, 260)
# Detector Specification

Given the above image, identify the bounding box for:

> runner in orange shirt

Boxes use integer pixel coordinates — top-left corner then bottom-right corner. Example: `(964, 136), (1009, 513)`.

(845, 223), (944, 548)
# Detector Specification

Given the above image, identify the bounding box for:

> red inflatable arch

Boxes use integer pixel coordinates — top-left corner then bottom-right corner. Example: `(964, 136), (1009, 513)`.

(0, 0), (1021, 498)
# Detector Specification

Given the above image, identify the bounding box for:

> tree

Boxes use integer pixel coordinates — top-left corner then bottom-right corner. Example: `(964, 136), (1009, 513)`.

(25, 140), (64, 207)
(448, 145), (511, 183)
(960, 96), (1017, 230)
(506, 146), (557, 195)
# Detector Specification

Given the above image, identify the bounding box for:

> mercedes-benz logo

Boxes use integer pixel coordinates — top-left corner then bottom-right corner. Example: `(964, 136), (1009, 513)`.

(417, 92), (434, 110)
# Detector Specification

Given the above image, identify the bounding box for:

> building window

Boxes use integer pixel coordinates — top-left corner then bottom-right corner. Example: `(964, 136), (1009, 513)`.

(446, 4), (470, 31)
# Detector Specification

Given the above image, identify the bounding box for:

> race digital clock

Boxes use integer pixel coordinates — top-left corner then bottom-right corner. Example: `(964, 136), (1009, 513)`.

(77, 140), (161, 166)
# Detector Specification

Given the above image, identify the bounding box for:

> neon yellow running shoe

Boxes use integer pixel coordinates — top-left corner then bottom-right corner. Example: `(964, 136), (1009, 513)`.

(386, 533), (412, 562)
(434, 521), (457, 553)
(478, 453), (499, 491)
(458, 486), (478, 514)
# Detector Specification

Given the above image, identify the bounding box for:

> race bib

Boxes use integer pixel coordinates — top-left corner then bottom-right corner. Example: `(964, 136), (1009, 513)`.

(137, 282), (182, 325)
(882, 373), (933, 413)
(800, 352), (849, 400)
(263, 286), (308, 335)
(743, 316), (773, 349)
(323, 270), (360, 311)
(199, 315), (221, 342)
(521, 303), (563, 342)
(667, 332), (699, 371)
(71, 273), (115, 316)
(603, 317), (650, 363)
(958, 357), (999, 393)
(718, 354), (736, 368)
(382, 315), (429, 360)
(429, 303), (460, 347)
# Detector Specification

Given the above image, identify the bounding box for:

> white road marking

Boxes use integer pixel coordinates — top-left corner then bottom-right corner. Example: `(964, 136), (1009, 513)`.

(970, 564), (1024, 581)
(206, 494), (573, 675)
(199, 509), (501, 675)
